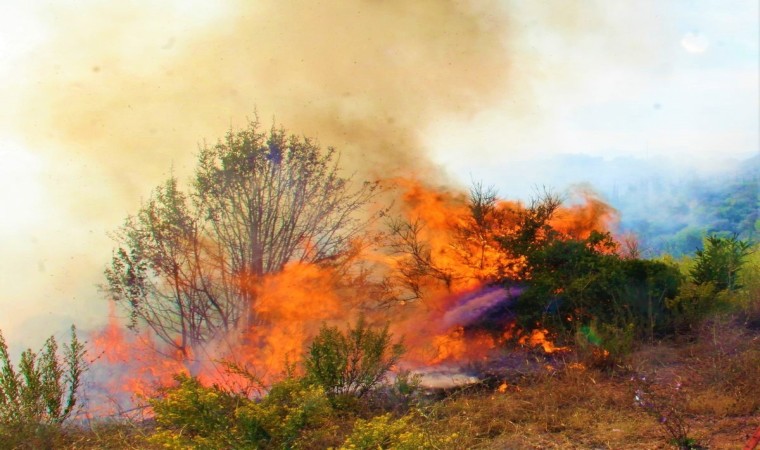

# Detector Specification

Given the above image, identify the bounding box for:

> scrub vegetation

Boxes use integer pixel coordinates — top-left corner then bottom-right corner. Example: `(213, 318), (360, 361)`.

(2, 122), (758, 449)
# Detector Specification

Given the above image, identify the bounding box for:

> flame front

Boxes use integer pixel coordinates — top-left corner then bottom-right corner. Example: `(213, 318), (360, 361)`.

(89, 179), (616, 409)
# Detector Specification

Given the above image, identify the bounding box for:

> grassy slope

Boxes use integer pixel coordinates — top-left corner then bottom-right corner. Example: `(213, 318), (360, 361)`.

(52, 320), (758, 450)
(424, 327), (759, 449)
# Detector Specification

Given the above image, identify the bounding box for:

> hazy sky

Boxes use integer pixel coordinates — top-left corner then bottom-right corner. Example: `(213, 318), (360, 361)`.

(0, 0), (757, 349)
(426, 1), (759, 186)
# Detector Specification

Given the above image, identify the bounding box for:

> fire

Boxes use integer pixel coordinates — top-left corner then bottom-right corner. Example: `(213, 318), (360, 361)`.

(518, 329), (570, 354)
(429, 327), (496, 365)
(89, 305), (188, 415)
(89, 262), (351, 412)
(385, 180), (607, 365)
(390, 178), (529, 290)
(236, 262), (345, 379)
(90, 178), (617, 411)
(550, 188), (617, 241)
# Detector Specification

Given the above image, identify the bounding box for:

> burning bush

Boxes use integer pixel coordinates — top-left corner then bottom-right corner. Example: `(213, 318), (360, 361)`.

(95, 119), (697, 413)
(575, 320), (635, 369)
(105, 118), (380, 357)
(149, 319), (409, 449)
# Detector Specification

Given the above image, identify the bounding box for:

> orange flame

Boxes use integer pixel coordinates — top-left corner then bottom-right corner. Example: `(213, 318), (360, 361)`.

(88, 304), (188, 415)
(517, 328), (569, 354)
(236, 262), (344, 379)
(91, 178), (618, 408)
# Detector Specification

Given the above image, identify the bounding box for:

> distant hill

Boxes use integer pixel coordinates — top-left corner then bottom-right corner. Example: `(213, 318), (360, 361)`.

(604, 154), (758, 256)
(467, 153), (757, 256)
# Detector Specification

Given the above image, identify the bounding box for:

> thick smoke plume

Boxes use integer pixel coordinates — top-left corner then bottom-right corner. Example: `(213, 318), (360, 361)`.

(1, 1), (629, 413)
(0, 0), (518, 347)
(11, 0), (513, 199)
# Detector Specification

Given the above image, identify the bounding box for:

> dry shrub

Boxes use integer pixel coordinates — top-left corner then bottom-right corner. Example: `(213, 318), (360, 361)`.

(56, 420), (160, 450)
(687, 347), (760, 417)
(688, 388), (749, 417)
(673, 317), (760, 417)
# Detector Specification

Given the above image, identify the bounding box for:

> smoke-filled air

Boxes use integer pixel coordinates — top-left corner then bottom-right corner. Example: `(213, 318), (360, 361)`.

(0, 1), (758, 448)
(2, 0), (518, 347)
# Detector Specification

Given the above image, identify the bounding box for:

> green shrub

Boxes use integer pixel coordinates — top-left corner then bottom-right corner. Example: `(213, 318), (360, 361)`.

(691, 234), (751, 292)
(0, 326), (86, 446)
(617, 258), (682, 338)
(517, 232), (681, 339)
(304, 317), (404, 399)
(390, 370), (422, 411)
(666, 281), (737, 334)
(149, 374), (241, 449)
(254, 377), (335, 448)
(149, 375), (335, 449)
(340, 413), (430, 450)
(737, 244), (760, 327)
(663, 236), (754, 334)
(575, 320), (635, 369)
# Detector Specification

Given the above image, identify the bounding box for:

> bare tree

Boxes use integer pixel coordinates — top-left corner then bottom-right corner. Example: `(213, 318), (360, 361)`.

(386, 184), (563, 302)
(387, 217), (455, 300)
(495, 187), (563, 279)
(105, 120), (378, 355)
(452, 182), (519, 281)
(386, 183), (513, 301)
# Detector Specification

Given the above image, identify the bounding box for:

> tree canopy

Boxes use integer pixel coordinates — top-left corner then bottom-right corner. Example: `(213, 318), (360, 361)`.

(105, 120), (378, 355)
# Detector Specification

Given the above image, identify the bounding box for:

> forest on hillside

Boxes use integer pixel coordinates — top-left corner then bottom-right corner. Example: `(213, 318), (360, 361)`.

(614, 154), (758, 256)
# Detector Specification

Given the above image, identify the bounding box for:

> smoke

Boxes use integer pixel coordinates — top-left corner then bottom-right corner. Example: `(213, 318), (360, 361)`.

(11, 0), (515, 198)
(0, 0), (518, 344)
(5, 0), (744, 364)
(441, 285), (519, 329)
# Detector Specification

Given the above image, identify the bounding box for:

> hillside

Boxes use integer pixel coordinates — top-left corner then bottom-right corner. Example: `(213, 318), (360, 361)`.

(613, 154), (758, 256)
(3, 237), (759, 450)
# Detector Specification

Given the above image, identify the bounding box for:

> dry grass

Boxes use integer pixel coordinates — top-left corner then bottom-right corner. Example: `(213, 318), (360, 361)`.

(416, 322), (760, 450)
(681, 321), (760, 417)
(35, 420), (159, 450)
(421, 367), (666, 449)
(14, 321), (759, 450)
